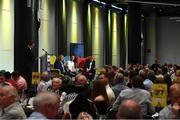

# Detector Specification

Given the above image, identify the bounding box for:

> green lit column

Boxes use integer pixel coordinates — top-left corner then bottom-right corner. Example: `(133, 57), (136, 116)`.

(112, 12), (120, 66)
(92, 6), (104, 68)
(71, 0), (77, 43)
(124, 14), (128, 67)
(93, 7), (100, 67)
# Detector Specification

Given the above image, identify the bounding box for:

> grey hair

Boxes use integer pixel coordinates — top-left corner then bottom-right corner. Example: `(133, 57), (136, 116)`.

(33, 92), (59, 110)
(114, 72), (124, 83)
(52, 77), (62, 84)
(1, 85), (19, 101)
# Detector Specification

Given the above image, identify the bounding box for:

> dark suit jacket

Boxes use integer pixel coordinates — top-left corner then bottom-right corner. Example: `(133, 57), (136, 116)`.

(85, 60), (96, 79)
(54, 60), (66, 74)
(85, 60), (95, 71)
(23, 47), (35, 72)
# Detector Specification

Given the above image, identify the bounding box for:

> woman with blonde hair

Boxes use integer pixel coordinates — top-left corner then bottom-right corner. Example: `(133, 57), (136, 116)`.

(77, 112), (93, 120)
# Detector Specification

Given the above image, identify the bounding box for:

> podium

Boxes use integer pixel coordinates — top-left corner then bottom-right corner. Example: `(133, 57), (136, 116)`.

(39, 54), (56, 73)
(40, 54), (50, 73)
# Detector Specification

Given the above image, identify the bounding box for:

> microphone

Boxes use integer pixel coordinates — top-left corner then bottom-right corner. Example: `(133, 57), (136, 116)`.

(42, 49), (48, 54)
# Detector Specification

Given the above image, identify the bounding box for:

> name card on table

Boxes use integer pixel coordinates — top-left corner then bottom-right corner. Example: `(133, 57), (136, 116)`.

(152, 83), (168, 108)
(32, 72), (40, 85)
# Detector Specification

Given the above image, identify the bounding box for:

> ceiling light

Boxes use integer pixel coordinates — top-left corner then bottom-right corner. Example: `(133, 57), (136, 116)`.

(92, 0), (106, 5)
(169, 17), (180, 20)
(111, 5), (123, 10)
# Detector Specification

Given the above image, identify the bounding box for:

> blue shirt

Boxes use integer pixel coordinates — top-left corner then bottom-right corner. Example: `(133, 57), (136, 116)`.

(28, 111), (48, 120)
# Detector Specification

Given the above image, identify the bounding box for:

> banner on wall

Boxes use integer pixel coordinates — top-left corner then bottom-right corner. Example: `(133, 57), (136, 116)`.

(152, 84), (168, 108)
(70, 43), (84, 57)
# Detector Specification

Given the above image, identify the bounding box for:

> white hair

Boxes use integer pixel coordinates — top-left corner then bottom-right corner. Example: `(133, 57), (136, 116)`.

(33, 92), (59, 110)
(52, 77), (62, 84)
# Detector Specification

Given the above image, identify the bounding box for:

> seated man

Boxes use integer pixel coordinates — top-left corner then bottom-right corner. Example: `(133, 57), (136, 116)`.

(37, 71), (52, 93)
(99, 72), (115, 105)
(112, 75), (155, 116)
(60, 74), (90, 108)
(0, 84), (26, 119)
(84, 56), (96, 81)
(111, 72), (128, 98)
(47, 77), (64, 96)
(60, 74), (92, 117)
(28, 92), (60, 119)
(54, 54), (67, 75)
(159, 83), (180, 119)
(11, 71), (27, 96)
(116, 100), (142, 119)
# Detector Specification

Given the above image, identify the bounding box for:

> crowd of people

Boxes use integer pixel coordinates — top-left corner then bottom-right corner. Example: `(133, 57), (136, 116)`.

(1, 51), (180, 119)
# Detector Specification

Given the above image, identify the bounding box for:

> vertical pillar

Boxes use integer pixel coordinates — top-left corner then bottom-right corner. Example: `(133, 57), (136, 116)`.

(145, 12), (157, 64)
(120, 13), (126, 68)
(106, 9), (112, 65)
(128, 3), (141, 64)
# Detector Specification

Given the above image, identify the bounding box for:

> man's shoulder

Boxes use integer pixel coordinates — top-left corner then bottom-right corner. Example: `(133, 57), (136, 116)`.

(28, 112), (48, 120)
(121, 88), (132, 92)
(6, 103), (24, 112)
(3, 103), (26, 119)
(159, 105), (172, 119)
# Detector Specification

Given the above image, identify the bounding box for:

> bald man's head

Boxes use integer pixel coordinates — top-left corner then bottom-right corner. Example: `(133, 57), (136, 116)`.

(117, 100), (142, 119)
(169, 83), (180, 105)
(0, 85), (19, 108)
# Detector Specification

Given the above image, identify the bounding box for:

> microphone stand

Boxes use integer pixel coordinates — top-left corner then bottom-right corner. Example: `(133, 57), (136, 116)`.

(42, 49), (49, 55)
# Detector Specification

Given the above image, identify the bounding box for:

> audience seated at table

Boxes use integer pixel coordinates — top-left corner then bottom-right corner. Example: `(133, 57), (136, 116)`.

(1, 61), (180, 119)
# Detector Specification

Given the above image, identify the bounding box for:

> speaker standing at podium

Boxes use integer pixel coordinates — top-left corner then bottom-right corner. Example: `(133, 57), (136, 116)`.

(21, 40), (35, 87)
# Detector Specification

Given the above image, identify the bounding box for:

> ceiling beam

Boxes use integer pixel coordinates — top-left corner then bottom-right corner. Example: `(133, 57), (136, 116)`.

(117, 0), (180, 6)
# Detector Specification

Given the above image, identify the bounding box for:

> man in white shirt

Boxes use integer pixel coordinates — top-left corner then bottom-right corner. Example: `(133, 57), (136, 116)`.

(99, 72), (115, 105)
